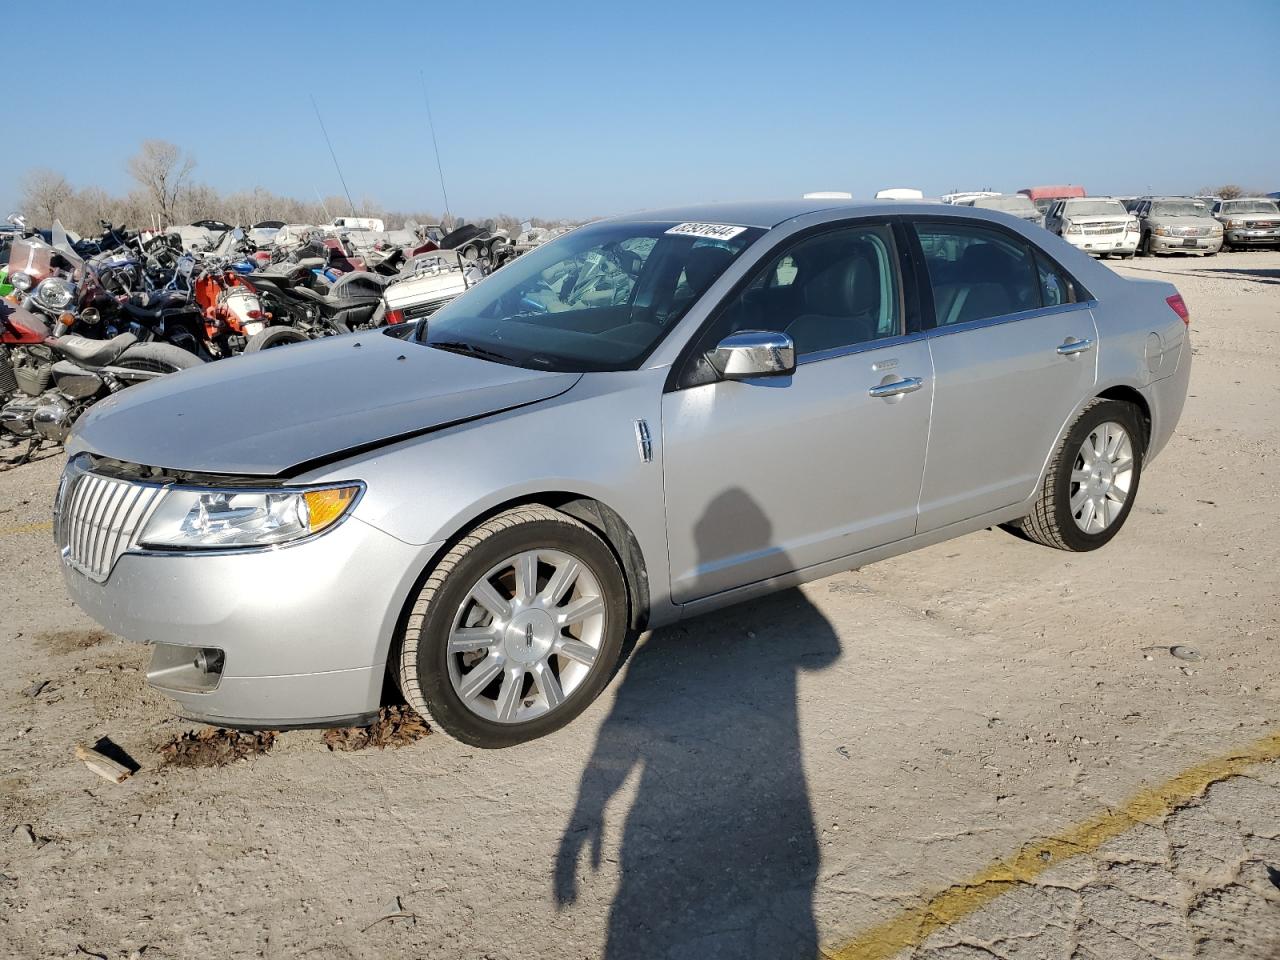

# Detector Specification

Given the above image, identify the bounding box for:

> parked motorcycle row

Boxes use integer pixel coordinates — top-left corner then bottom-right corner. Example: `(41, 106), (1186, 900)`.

(0, 214), (549, 466)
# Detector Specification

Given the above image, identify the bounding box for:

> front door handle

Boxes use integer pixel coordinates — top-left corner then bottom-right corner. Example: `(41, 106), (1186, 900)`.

(1057, 337), (1094, 357)
(868, 377), (924, 399)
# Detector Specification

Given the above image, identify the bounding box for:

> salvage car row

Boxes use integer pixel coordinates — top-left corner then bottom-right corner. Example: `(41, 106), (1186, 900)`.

(936, 186), (1280, 259)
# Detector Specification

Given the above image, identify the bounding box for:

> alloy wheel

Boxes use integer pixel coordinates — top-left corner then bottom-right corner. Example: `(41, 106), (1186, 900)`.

(446, 549), (606, 724)
(1069, 420), (1135, 534)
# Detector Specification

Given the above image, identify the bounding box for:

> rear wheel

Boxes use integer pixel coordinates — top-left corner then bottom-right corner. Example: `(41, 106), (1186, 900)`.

(396, 506), (628, 747)
(115, 342), (204, 375)
(1009, 399), (1143, 552)
(245, 326), (311, 351)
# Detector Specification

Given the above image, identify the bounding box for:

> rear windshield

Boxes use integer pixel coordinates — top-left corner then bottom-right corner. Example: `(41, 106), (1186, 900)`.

(413, 220), (764, 372)
(1221, 200), (1279, 215)
(1064, 200), (1127, 217)
(974, 196), (1039, 217)
(1150, 201), (1210, 217)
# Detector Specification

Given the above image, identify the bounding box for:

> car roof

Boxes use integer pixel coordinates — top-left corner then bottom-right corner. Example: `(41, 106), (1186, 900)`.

(608, 199), (945, 229)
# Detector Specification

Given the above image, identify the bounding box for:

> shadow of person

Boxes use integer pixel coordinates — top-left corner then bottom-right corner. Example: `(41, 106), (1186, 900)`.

(555, 488), (842, 958)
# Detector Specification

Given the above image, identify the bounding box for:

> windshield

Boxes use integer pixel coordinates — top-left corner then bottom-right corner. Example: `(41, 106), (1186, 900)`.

(1151, 201), (1209, 218)
(1222, 200), (1279, 215)
(415, 220), (764, 371)
(1065, 200), (1126, 218)
(975, 196), (1039, 216)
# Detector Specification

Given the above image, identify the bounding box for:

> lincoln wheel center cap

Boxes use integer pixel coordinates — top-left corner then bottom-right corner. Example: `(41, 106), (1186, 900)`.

(504, 609), (556, 664)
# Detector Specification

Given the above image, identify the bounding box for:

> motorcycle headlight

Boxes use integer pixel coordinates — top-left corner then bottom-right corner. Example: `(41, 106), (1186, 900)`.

(34, 276), (75, 311)
(137, 484), (362, 550)
(11, 271), (33, 293)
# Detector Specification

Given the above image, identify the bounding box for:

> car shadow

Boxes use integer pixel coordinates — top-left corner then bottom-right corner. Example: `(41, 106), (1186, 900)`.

(1191, 266), (1280, 285)
(554, 488), (842, 958)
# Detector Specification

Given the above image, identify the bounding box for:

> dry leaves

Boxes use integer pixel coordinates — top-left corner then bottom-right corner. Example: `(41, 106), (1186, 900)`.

(322, 705), (430, 752)
(158, 728), (276, 768)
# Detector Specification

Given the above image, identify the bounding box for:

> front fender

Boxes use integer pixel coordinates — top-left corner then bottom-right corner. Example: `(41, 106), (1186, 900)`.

(298, 368), (676, 619)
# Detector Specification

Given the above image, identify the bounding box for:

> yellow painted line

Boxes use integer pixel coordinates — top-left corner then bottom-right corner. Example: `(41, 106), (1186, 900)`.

(823, 729), (1280, 960)
(0, 520), (53, 537)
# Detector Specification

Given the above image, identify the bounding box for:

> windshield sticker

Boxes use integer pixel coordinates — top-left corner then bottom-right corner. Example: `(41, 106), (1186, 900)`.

(665, 222), (747, 242)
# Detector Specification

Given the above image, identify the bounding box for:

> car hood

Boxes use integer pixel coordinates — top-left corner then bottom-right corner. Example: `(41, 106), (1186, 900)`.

(1065, 214), (1131, 224)
(69, 331), (581, 477)
(1219, 211), (1279, 222)
(1149, 216), (1216, 227)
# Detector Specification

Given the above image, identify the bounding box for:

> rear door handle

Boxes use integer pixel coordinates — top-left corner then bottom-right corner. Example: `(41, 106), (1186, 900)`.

(1057, 337), (1094, 357)
(868, 377), (924, 399)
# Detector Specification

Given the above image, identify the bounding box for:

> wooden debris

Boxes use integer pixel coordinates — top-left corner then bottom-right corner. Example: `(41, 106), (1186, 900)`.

(74, 744), (133, 784)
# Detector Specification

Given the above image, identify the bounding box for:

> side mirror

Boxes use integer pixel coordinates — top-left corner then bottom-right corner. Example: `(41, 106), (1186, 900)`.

(708, 330), (796, 380)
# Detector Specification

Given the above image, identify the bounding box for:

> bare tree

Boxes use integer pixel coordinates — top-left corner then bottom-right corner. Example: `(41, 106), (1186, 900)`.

(127, 140), (196, 227)
(19, 168), (74, 227)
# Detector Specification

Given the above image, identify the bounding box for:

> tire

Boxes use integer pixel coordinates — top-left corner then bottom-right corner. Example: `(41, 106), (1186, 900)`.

(1009, 399), (1144, 552)
(115, 342), (205, 374)
(245, 326), (311, 352)
(396, 506), (628, 748)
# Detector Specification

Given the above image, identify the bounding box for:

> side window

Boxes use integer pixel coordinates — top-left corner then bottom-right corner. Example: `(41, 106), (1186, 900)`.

(679, 224), (902, 385)
(718, 224), (901, 358)
(914, 222), (1041, 326)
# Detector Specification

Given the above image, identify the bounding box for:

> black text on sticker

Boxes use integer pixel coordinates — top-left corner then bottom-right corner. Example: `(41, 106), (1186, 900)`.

(665, 222), (748, 241)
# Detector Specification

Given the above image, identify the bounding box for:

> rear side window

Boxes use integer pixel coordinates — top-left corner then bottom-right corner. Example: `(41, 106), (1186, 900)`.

(1036, 253), (1073, 307)
(914, 223), (1041, 326)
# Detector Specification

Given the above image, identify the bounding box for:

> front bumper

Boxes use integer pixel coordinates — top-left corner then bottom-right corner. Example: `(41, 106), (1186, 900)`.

(1063, 232), (1139, 255)
(60, 513), (433, 728)
(1225, 227), (1280, 246)
(1150, 233), (1223, 254)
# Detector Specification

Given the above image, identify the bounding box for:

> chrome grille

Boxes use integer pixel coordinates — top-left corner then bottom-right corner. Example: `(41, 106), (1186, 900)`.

(56, 467), (164, 582)
(1169, 226), (1211, 237)
(1083, 224), (1124, 235)
(1247, 220), (1279, 229)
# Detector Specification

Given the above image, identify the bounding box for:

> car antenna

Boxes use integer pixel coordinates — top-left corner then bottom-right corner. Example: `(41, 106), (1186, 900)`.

(419, 71), (453, 224)
(310, 95), (357, 216)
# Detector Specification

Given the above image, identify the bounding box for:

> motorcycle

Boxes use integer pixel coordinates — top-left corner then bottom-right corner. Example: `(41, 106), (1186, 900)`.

(0, 299), (202, 465)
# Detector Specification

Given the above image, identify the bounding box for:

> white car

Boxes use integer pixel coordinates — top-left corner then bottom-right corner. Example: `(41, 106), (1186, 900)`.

(1044, 198), (1140, 258)
(382, 251), (486, 324)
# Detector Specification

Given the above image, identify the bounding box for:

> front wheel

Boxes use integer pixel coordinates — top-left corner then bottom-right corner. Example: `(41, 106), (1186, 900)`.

(396, 506), (628, 747)
(1008, 399), (1144, 551)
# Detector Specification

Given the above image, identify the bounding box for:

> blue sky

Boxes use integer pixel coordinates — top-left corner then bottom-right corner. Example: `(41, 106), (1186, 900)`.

(3, 0), (1276, 220)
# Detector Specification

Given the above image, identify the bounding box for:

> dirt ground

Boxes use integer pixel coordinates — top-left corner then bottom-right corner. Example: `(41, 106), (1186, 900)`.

(1, 251), (1277, 959)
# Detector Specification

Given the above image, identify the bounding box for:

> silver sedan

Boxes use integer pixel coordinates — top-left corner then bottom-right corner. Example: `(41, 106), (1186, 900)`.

(56, 200), (1191, 747)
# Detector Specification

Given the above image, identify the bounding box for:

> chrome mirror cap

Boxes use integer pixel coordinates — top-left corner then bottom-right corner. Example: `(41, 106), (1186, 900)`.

(708, 330), (796, 380)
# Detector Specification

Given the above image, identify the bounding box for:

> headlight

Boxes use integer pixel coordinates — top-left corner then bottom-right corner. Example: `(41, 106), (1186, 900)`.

(1126, 219), (1140, 232)
(137, 484), (361, 549)
(1064, 221), (1082, 235)
(1153, 226), (1170, 237)
(34, 276), (75, 311)
(1211, 224), (1223, 235)
(11, 271), (33, 293)
(1226, 220), (1242, 229)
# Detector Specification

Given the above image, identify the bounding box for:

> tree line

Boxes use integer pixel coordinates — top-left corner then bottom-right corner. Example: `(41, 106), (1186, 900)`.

(17, 139), (566, 239)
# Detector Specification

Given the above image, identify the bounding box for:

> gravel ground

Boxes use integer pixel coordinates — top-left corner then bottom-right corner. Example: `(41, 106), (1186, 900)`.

(0, 250), (1277, 959)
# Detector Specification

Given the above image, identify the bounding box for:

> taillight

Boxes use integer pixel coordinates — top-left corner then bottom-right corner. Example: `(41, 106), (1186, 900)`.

(246, 309), (264, 319)
(1166, 293), (1190, 325)
(386, 308), (405, 325)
